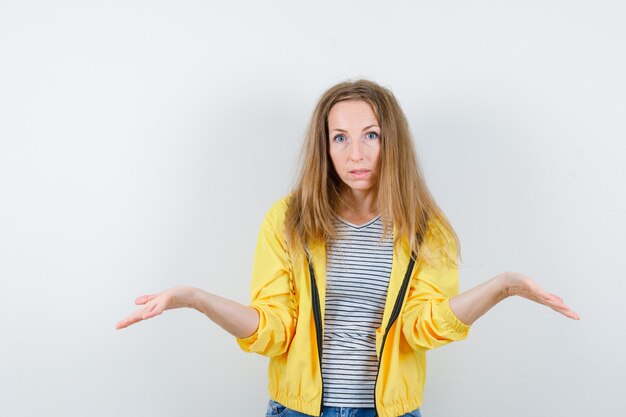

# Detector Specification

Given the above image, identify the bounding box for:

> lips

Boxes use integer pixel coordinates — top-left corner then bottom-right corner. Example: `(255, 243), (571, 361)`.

(348, 169), (371, 179)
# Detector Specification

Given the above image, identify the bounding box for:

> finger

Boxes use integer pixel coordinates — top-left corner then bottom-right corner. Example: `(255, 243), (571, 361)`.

(115, 314), (142, 329)
(547, 293), (575, 310)
(533, 288), (567, 304)
(147, 300), (169, 319)
(561, 306), (580, 320)
(556, 308), (580, 320)
(545, 296), (567, 308)
(517, 279), (550, 299)
(116, 304), (154, 329)
(549, 303), (580, 320)
(565, 310), (580, 320)
(142, 303), (160, 319)
(520, 290), (554, 306)
(116, 317), (141, 329)
(544, 298), (570, 314)
(518, 287), (580, 321)
(142, 310), (163, 320)
(547, 293), (564, 303)
(525, 293), (569, 316)
(142, 309), (163, 320)
(135, 294), (157, 305)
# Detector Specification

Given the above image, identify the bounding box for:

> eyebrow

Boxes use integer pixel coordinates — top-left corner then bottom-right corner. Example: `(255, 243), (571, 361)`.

(331, 124), (380, 133)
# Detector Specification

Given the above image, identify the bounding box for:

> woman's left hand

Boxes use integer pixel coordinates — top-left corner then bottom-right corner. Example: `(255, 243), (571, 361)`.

(502, 272), (580, 320)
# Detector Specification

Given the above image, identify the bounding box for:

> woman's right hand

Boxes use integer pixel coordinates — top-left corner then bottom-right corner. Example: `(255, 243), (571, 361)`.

(115, 286), (195, 330)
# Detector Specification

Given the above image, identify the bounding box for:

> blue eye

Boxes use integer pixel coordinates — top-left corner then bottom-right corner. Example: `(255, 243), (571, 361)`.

(334, 134), (346, 143)
(366, 132), (379, 140)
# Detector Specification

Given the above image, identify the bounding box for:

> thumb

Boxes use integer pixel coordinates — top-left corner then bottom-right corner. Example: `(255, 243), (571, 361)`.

(135, 294), (157, 305)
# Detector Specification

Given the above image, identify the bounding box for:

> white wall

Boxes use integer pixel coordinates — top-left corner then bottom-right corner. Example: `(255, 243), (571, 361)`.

(0, 1), (623, 416)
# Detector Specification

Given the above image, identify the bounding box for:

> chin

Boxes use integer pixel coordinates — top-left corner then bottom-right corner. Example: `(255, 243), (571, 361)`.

(346, 184), (375, 192)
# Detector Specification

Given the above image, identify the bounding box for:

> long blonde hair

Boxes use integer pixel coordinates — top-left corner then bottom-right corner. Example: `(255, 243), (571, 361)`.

(285, 79), (460, 265)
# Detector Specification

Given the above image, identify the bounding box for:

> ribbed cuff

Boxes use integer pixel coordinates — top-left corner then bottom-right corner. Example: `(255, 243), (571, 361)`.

(442, 298), (471, 337)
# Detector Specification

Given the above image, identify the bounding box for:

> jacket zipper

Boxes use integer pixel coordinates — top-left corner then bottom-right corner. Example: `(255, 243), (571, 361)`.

(308, 252), (417, 417)
(373, 255), (417, 417)
(307, 254), (325, 416)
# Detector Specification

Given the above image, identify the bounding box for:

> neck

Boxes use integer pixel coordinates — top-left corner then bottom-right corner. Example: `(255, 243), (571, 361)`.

(339, 187), (379, 218)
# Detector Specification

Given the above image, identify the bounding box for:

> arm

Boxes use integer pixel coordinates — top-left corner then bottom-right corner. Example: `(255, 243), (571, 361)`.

(400, 247), (471, 351)
(234, 199), (297, 357)
(115, 286), (260, 339)
(116, 198), (296, 356)
(449, 271), (580, 325)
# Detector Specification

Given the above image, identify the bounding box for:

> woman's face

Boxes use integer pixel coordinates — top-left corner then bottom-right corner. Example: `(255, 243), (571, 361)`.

(327, 100), (381, 197)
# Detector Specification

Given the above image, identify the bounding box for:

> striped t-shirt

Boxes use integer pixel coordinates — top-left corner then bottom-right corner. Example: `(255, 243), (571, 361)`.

(321, 214), (394, 408)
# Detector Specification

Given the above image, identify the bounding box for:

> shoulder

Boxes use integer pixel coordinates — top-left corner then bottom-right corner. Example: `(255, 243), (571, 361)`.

(419, 216), (458, 265)
(265, 194), (291, 218)
(260, 194), (291, 229)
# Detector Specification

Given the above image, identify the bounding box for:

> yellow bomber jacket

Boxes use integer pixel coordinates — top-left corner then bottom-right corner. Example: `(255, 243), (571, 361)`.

(236, 196), (471, 417)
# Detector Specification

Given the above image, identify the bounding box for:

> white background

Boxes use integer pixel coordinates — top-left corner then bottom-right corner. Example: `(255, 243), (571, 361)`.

(0, 1), (624, 416)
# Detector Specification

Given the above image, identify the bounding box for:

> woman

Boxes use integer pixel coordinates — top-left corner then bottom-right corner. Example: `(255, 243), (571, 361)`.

(116, 80), (579, 417)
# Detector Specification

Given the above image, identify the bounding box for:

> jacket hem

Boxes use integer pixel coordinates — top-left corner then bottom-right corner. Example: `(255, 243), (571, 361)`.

(270, 389), (321, 416)
(377, 395), (423, 417)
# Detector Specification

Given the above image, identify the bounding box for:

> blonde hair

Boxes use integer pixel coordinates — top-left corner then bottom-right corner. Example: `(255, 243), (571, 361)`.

(285, 79), (460, 265)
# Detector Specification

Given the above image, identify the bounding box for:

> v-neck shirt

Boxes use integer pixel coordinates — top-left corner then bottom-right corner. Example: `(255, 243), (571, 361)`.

(322, 214), (394, 407)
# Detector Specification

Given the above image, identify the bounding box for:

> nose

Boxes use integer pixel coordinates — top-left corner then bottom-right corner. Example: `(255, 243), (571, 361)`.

(349, 139), (363, 161)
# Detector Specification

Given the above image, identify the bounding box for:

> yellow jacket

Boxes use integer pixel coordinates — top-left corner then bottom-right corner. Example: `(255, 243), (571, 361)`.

(236, 196), (471, 417)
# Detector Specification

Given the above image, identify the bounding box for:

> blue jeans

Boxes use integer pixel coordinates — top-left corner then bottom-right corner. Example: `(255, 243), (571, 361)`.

(265, 399), (422, 417)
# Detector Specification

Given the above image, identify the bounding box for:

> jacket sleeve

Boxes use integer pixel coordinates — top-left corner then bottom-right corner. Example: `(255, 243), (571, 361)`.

(401, 230), (471, 351)
(235, 199), (297, 357)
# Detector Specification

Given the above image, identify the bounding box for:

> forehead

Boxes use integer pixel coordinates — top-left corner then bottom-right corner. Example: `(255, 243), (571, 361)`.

(327, 100), (379, 129)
